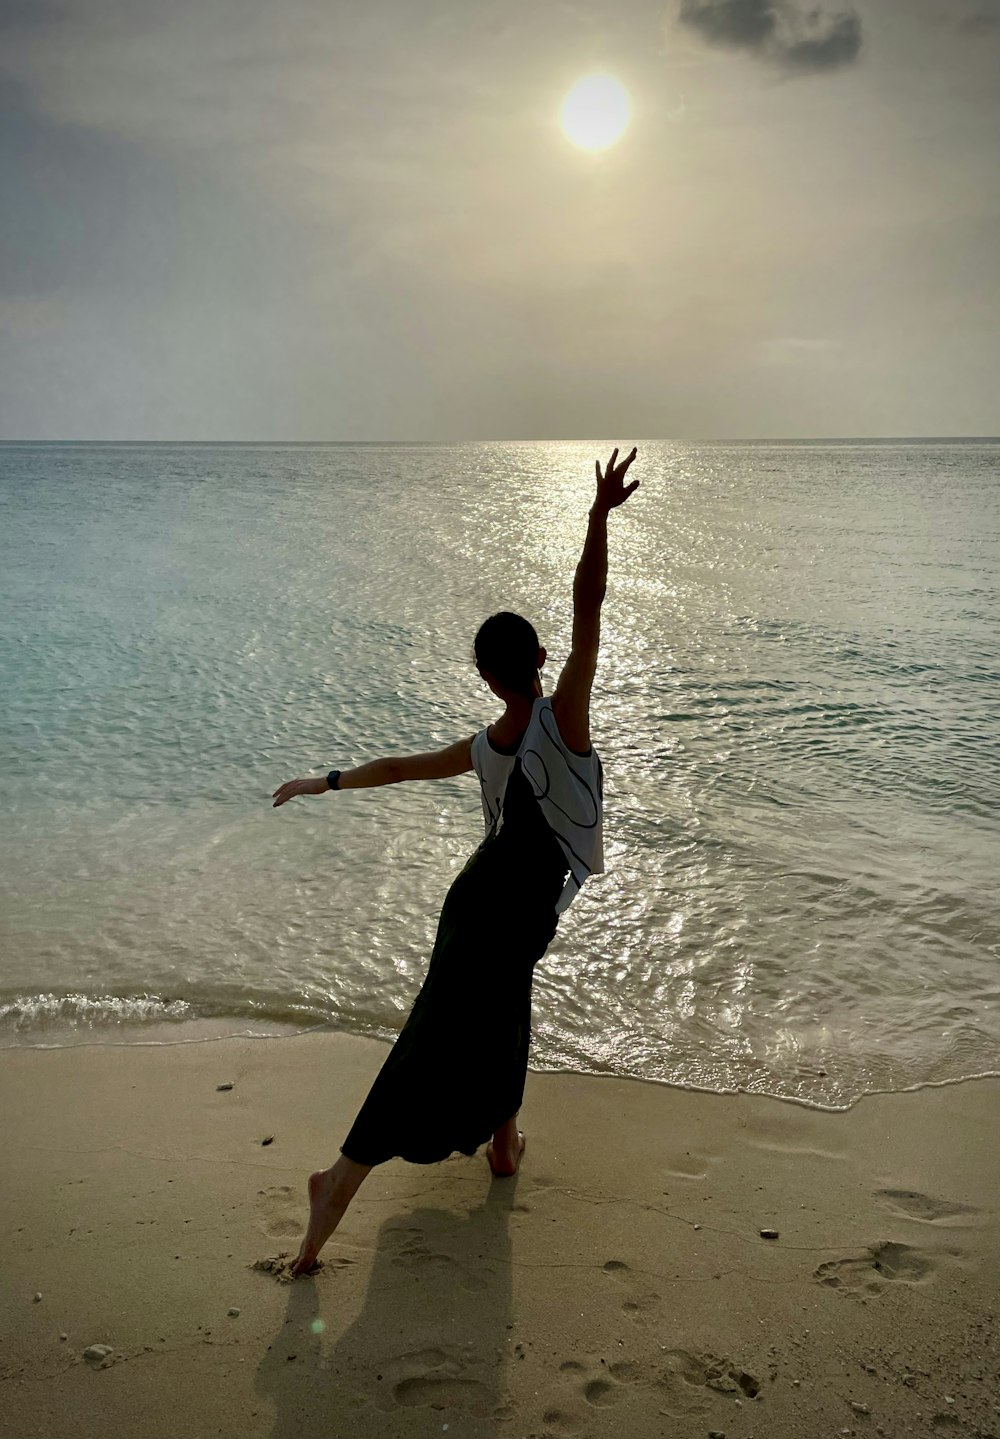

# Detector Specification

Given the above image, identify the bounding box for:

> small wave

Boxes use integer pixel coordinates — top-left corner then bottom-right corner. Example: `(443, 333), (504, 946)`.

(0, 990), (341, 1048)
(0, 992), (197, 1033)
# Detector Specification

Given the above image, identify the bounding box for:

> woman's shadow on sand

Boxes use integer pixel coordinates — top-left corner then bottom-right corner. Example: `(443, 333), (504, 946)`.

(254, 1168), (519, 1438)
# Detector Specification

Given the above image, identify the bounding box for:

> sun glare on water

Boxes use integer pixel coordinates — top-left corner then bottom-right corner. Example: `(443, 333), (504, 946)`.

(559, 74), (631, 152)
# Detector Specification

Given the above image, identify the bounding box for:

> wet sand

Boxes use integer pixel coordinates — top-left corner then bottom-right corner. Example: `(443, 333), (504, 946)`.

(1, 1031), (998, 1438)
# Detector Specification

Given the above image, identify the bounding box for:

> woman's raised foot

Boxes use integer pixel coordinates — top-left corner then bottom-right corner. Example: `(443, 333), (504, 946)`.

(290, 1168), (348, 1275)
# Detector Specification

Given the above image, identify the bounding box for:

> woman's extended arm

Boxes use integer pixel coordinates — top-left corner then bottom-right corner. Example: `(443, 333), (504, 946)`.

(551, 446), (639, 754)
(271, 736), (474, 807)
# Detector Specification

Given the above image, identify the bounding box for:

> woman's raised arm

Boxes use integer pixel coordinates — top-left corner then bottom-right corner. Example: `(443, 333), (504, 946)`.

(551, 446), (639, 754)
(271, 736), (474, 807)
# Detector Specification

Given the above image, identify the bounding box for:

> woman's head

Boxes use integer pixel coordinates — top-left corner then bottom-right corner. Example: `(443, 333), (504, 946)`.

(474, 611), (545, 697)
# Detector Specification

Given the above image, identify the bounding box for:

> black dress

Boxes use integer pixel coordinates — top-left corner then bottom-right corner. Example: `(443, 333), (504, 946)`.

(341, 758), (569, 1166)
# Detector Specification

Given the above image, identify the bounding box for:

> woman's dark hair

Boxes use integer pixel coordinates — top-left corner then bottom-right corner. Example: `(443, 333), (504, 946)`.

(474, 611), (540, 693)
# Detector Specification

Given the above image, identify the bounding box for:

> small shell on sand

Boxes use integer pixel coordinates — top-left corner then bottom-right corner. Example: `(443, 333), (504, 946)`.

(216, 1083), (234, 1091)
(759, 1228), (780, 1239)
(228, 1307), (241, 1317)
(33, 1292), (42, 1302)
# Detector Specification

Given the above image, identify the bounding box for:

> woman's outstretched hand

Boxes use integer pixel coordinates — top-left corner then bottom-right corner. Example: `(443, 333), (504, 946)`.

(272, 776), (329, 807)
(594, 446), (639, 513)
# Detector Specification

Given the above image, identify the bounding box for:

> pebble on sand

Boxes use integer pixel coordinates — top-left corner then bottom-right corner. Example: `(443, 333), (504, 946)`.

(709, 1431), (726, 1438)
(60, 1333), (68, 1341)
(851, 1403), (871, 1415)
(83, 1344), (114, 1365)
(261, 1136), (274, 1146)
(33, 1292), (42, 1302)
(216, 1082), (234, 1091)
(759, 1229), (780, 1240)
(228, 1307), (241, 1317)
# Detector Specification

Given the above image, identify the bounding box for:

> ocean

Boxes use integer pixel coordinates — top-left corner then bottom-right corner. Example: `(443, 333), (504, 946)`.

(1, 439), (998, 1109)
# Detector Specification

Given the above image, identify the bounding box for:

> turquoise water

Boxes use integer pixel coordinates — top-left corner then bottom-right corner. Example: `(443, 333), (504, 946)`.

(2, 440), (998, 1108)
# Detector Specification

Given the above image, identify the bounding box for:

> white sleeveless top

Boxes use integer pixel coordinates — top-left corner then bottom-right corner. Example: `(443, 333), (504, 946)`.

(470, 696), (604, 914)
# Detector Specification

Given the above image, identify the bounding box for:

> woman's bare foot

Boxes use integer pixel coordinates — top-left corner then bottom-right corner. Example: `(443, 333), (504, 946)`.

(290, 1156), (370, 1276)
(486, 1120), (525, 1177)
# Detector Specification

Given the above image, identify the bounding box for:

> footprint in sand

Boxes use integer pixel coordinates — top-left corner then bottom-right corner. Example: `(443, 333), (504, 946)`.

(814, 1240), (941, 1294)
(386, 1228), (487, 1292)
(602, 1258), (662, 1318)
(557, 1349), (759, 1420)
(547, 1349), (758, 1428)
(547, 1354), (642, 1419)
(250, 1251), (352, 1282)
(581, 1358), (640, 1408)
(876, 1190), (978, 1224)
(394, 1374), (492, 1409)
(541, 1406), (585, 1436)
(386, 1344), (494, 1416)
(658, 1348), (761, 1414)
(255, 1185), (302, 1239)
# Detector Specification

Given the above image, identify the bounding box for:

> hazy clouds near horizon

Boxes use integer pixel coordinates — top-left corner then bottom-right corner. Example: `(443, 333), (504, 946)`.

(1, 0), (998, 440)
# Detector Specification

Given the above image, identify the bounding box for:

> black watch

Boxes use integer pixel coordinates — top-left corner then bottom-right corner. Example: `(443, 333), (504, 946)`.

(326, 770), (342, 791)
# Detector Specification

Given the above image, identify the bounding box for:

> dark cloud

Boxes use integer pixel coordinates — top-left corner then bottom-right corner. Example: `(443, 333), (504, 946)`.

(679, 0), (778, 48)
(782, 12), (861, 69)
(959, 9), (1000, 32)
(0, 0), (66, 30)
(0, 81), (178, 300)
(678, 0), (862, 73)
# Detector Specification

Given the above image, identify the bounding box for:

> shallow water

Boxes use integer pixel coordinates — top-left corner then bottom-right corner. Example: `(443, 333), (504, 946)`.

(2, 440), (998, 1107)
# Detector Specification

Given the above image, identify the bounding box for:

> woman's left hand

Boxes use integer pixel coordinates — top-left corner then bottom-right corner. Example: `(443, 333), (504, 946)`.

(594, 446), (639, 512)
(272, 775), (329, 807)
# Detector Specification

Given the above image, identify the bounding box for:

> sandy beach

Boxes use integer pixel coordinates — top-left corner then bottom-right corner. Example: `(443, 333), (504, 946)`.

(2, 1032), (998, 1439)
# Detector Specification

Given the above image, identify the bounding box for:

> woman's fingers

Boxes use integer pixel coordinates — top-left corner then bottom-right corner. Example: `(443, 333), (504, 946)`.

(597, 445), (637, 489)
(594, 446), (639, 506)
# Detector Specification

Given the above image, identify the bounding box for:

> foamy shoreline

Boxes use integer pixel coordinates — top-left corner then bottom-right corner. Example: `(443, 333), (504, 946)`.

(3, 1003), (1000, 1117)
(2, 1031), (998, 1437)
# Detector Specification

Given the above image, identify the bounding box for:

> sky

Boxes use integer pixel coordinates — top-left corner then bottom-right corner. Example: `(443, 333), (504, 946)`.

(1, 0), (998, 440)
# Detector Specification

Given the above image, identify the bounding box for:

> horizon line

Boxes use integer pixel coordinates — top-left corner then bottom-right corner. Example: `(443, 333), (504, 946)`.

(1, 435), (998, 446)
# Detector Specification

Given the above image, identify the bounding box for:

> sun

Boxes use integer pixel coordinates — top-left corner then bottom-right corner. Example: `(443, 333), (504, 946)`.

(559, 73), (631, 152)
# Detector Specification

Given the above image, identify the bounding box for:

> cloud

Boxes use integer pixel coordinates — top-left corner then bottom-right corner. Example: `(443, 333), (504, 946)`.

(758, 336), (841, 366)
(677, 0), (862, 73)
(958, 8), (1000, 33)
(679, 0), (777, 49)
(781, 12), (861, 70)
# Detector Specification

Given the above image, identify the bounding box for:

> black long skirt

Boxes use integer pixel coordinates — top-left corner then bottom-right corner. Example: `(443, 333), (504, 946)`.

(341, 761), (569, 1166)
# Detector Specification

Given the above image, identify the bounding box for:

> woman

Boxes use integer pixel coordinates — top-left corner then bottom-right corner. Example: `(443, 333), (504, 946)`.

(272, 446), (639, 1275)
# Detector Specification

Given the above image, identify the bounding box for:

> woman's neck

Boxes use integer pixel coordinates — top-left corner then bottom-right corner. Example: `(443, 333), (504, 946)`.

(488, 687), (539, 747)
(501, 693), (536, 725)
